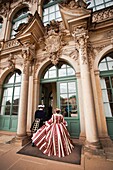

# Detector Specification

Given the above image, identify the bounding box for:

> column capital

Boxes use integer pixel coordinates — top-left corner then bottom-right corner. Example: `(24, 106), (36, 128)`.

(72, 27), (89, 48)
(22, 41), (36, 62)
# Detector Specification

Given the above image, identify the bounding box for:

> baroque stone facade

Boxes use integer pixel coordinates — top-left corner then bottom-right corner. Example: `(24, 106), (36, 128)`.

(0, 0), (113, 151)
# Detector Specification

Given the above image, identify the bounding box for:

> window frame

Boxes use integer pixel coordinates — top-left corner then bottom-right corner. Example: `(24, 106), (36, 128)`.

(0, 70), (22, 116)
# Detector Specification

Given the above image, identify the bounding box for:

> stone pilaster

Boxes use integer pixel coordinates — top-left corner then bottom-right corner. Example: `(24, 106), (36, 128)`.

(16, 42), (35, 140)
(76, 72), (86, 142)
(73, 28), (101, 149)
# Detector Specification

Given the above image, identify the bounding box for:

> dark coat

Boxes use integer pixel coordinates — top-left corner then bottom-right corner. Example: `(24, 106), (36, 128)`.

(35, 109), (46, 127)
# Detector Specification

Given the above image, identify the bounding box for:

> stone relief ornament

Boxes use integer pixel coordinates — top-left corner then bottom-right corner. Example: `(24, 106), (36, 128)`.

(60, 0), (91, 9)
(69, 50), (79, 64)
(72, 27), (89, 64)
(8, 53), (15, 71)
(0, 2), (9, 17)
(22, 42), (36, 61)
(87, 43), (96, 70)
(92, 7), (113, 23)
(45, 29), (62, 65)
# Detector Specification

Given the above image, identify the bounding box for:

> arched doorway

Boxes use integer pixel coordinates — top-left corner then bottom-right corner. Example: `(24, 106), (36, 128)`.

(0, 69), (22, 132)
(40, 62), (80, 138)
(98, 52), (113, 139)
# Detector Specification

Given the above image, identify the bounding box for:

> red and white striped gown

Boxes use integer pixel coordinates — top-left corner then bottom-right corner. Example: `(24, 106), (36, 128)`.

(32, 113), (74, 157)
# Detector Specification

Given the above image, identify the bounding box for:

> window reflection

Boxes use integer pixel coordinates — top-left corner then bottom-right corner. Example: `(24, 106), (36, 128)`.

(0, 70), (21, 116)
(100, 76), (113, 117)
(60, 81), (78, 118)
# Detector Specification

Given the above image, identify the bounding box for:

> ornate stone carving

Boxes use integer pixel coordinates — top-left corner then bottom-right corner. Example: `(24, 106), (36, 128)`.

(107, 30), (113, 38)
(0, 2), (9, 17)
(93, 44), (110, 54)
(22, 42), (35, 74)
(7, 53), (15, 70)
(69, 49), (79, 64)
(44, 28), (63, 65)
(73, 27), (89, 64)
(60, 0), (91, 9)
(87, 43), (96, 69)
(92, 7), (113, 23)
(22, 42), (35, 61)
(4, 39), (20, 49)
(34, 52), (48, 73)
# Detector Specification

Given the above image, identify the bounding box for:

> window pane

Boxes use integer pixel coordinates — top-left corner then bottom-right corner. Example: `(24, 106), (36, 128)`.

(43, 15), (48, 22)
(59, 69), (66, 77)
(5, 105), (11, 115)
(104, 103), (112, 117)
(60, 83), (67, 93)
(0, 70), (21, 116)
(60, 93), (68, 101)
(44, 8), (48, 15)
(67, 67), (75, 76)
(106, 2), (113, 7)
(12, 105), (19, 115)
(99, 62), (107, 71)
(55, 4), (59, 10)
(95, 0), (104, 5)
(96, 4), (105, 10)
(56, 11), (61, 18)
(68, 82), (76, 93)
(14, 86), (20, 96)
(49, 6), (55, 13)
(108, 62), (113, 70)
(44, 71), (48, 79)
(107, 57), (113, 61)
(49, 70), (56, 78)
(49, 13), (55, 20)
(102, 90), (109, 102)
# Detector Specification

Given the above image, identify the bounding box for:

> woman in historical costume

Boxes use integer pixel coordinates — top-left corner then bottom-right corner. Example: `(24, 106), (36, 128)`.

(31, 108), (74, 158)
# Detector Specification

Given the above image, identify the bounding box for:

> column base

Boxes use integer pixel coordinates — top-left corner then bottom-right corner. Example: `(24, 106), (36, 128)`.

(13, 135), (31, 146)
(79, 134), (86, 143)
(99, 136), (113, 147)
(85, 140), (102, 150)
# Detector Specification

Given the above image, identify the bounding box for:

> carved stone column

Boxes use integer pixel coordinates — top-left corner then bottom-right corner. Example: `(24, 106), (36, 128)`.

(76, 72), (86, 142)
(73, 28), (101, 149)
(17, 42), (35, 139)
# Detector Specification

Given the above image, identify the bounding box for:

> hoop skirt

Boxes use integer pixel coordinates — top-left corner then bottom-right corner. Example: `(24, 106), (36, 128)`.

(32, 113), (74, 157)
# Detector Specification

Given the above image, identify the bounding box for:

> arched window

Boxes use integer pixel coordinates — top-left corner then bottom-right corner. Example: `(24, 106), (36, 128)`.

(0, 17), (3, 33)
(87, 0), (113, 11)
(43, 63), (75, 79)
(43, 0), (62, 26)
(11, 7), (29, 39)
(0, 70), (22, 116)
(99, 53), (113, 117)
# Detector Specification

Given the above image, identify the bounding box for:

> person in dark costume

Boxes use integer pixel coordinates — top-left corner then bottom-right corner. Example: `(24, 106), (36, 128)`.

(30, 105), (46, 146)
(35, 105), (46, 128)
